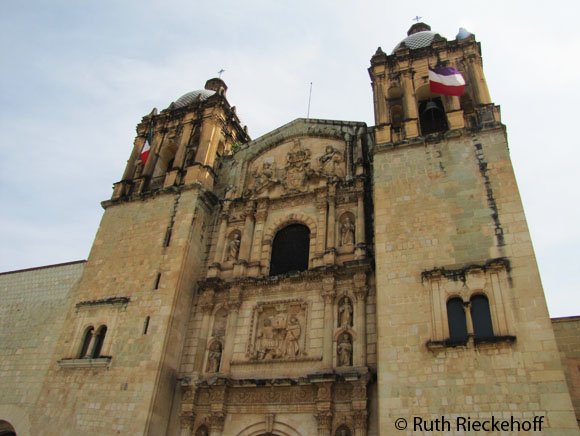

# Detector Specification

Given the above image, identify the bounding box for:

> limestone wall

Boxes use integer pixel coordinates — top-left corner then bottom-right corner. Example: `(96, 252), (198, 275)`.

(31, 187), (213, 436)
(553, 316), (580, 424)
(0, 261), (85, 436)
(372, 127), (578, 434)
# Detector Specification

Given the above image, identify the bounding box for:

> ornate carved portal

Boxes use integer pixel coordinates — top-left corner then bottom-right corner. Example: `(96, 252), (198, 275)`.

(248, 300), (308, 361)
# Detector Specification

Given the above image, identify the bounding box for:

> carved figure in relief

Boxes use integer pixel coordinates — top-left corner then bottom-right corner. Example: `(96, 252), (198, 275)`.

(338, 298), (353, 327)
(206, 341), (222, 373)
(319, 145), (345, 178)
(227, 233), (241, 261)
(283, 316), (302, 357)
(340, 216), (355, 246)
(257, 318), (279, 359)
(338, 333), (353, 367)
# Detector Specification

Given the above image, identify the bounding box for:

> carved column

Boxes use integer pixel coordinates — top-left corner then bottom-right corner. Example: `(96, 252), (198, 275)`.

(194, 291), (214, 371)
(208, 412), (225, 436)
(143, 128), (166, 177)
(374, 76), (389, 125)
(325, 185), (337, 265)
(322, 276), (336, 367)
(353, 273), (367, 367)
(121, 134), (147, 181)
(352, 410), (368, 436)
(401, 70), (417, 120)
(219, 288), (241, 373)
(315, 191), (328, 265)
(467, 55), (491, 105)
(249, 199), (268, 266)
(212, 212), (229, 265)
(173, 121), (195, 170)
(239, 203), (255, 262)
(179, 383), (195, 436)
(355, 189), (365, 259)
(315, 382), (334, 436)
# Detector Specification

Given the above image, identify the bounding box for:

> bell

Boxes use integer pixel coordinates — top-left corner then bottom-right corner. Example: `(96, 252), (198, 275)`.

(422, 101), (440, 115)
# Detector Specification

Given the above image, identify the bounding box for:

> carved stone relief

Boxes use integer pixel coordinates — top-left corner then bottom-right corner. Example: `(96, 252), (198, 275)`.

(319, 145), (345, 179)
(245, 138), (347, 198)
(248, 299), (308, 361)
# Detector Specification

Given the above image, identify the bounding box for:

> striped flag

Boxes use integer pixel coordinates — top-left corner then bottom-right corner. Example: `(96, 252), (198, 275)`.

(140, 128), (152, 163)
(429, 67), (466, 96)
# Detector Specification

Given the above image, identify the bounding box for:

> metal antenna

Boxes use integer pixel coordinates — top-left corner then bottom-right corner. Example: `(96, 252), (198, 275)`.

(307, 82), (313, 119)
(218, 69), (225, 78)
(412, 15), (422, 22)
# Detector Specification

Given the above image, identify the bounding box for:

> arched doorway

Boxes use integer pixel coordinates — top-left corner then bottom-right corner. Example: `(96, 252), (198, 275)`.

(0, 420), (16, 436)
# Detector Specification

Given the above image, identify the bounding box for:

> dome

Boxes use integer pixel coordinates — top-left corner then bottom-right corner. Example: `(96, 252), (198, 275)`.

(173, 89), (216, 108)
(393, 30), (439, 52)
(392, 22), (446, 53)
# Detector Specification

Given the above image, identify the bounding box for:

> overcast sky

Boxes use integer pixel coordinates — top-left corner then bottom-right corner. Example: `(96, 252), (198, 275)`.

(1, 0), (578, 317)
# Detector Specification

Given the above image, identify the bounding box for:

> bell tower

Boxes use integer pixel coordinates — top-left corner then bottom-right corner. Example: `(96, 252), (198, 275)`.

(370, 24), (578, 433)
(369, 22), (496, 144)
(35, 81), (250, 435)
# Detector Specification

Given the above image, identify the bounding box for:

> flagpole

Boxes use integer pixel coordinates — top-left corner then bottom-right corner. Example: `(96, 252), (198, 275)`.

(307, 82), (313, 119)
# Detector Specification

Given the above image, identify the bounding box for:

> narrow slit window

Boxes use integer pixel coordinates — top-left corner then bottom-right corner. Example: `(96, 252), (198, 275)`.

(143, 316), (150, 335)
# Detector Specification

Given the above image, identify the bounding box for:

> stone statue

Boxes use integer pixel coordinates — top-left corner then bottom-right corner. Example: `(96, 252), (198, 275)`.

(338, 298), (353, 327)
(338, 333), (352, 367)
(206, 341), (222, 373)
(283, 316), (302, 357)
(227, 233), (241, 261)
(340, 216), (355, 246)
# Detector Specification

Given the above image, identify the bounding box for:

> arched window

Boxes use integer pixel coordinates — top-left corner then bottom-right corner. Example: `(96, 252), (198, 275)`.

(447, 298), (468, 344)
(92, 325), (108, 358)
(419, 98), (448, 135)
(471, 294), (494, 340)
(269, 224), (310, 276)
(79, 326), (94, 358)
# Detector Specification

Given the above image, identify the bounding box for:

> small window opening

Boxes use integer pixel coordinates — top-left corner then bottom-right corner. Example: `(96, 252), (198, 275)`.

(79, 326), (94, 358)
(419, 98), (448, 135)
(269, 223), (310, 276)
(92, 325), (107, 357)
(471, 294), (494, 340)
(143, 316), (150, 335)
(447, 298), (468, 344)
(154, 273), (161, 290)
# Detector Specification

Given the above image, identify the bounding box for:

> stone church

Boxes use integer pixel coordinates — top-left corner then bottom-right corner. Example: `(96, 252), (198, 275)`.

(1, 23), (579, 435)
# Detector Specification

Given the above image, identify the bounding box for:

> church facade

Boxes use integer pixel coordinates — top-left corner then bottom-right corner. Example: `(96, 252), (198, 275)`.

(1, 23), (579, 435)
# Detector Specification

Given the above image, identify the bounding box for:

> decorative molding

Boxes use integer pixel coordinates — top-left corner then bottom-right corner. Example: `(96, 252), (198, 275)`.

(75, 297), (129, 310)
(57, 357), (112, 369)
